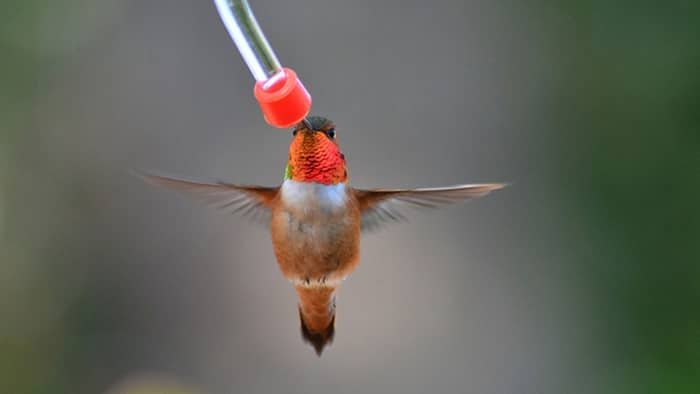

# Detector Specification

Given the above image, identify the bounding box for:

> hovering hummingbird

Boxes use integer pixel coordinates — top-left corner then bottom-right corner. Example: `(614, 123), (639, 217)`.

(142, 116), (504, 355)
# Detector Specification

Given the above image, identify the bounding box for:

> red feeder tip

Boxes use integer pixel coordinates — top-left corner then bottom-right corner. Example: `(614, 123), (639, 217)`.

(254, 67), (312, 128)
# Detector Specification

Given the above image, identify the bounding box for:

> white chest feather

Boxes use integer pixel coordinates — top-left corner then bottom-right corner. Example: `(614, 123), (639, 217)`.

(280, 180), (348, 213)
(273, 180), (357, 286)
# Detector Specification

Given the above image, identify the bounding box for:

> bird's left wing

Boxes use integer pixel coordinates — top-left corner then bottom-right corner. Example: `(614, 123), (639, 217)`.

(354, 183), (505, 232)
(140, 172), (279, 224)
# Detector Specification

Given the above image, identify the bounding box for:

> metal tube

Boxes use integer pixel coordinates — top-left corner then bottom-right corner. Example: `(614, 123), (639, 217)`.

(214, 0), (283, 81)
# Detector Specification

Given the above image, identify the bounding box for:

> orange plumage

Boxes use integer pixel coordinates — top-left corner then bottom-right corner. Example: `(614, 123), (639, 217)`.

(286, 123), (347, 185)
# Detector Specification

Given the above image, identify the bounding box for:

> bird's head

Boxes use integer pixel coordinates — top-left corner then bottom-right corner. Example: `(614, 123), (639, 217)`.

(285, 115), (347, 185)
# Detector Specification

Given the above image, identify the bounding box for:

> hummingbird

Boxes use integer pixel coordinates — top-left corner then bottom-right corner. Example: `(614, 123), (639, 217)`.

(142, 115), (504, 355)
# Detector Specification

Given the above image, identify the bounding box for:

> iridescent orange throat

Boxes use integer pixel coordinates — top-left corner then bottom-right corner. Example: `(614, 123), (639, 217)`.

(285, 130), (347, 185)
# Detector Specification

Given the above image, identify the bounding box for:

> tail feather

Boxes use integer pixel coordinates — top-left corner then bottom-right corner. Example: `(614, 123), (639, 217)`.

(295, 285), (337, 356)
(299, 308), (335, 356)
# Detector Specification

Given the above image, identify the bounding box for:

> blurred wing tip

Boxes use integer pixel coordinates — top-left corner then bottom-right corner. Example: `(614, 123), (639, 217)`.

(477, 183), (508, 192)
(413, 183), (508, 198)
(134, 170), (224, 189)
(452, 183), (508, 195)
(132, 169), (170, 180)
(459, 183), (507, 190)
(133, 169), (168, 186)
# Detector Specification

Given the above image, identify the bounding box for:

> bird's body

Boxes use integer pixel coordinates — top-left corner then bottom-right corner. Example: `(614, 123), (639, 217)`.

(143, 116), (504, 354)
(273, 180), (360, 286)
(272, 180), (360, 346)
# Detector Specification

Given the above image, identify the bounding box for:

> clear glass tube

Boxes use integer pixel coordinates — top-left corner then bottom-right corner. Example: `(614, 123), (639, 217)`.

(213, 0), (283, 82)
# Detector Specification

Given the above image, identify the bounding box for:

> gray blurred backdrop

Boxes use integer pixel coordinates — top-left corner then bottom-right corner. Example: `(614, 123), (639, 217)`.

(1, 1), (698, 394)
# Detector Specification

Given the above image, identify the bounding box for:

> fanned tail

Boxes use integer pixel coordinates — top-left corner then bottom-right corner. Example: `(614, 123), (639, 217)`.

(295, 285), (337, 356)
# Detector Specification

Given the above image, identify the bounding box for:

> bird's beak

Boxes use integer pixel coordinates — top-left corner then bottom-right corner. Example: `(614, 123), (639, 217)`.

(302, 118), (314, 132)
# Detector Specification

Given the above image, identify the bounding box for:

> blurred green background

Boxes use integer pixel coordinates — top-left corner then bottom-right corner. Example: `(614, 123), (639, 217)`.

(1, 1), (698, 393)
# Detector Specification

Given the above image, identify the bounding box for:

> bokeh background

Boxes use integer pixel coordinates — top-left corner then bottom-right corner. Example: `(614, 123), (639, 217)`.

(1, 1), (698, 393)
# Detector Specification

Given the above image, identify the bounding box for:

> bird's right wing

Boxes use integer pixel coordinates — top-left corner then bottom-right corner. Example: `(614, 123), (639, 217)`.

(354, 183), (505, 232)
(140, 172), (279, 224)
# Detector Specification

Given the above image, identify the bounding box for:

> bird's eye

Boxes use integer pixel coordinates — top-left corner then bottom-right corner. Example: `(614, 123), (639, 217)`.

(326, 128), (336, 139)
(293, 128), (299, 136)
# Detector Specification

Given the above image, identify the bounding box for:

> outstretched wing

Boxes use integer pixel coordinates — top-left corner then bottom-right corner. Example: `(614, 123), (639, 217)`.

(354, 183), (505, 232)
(140, 172), (279, 223)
